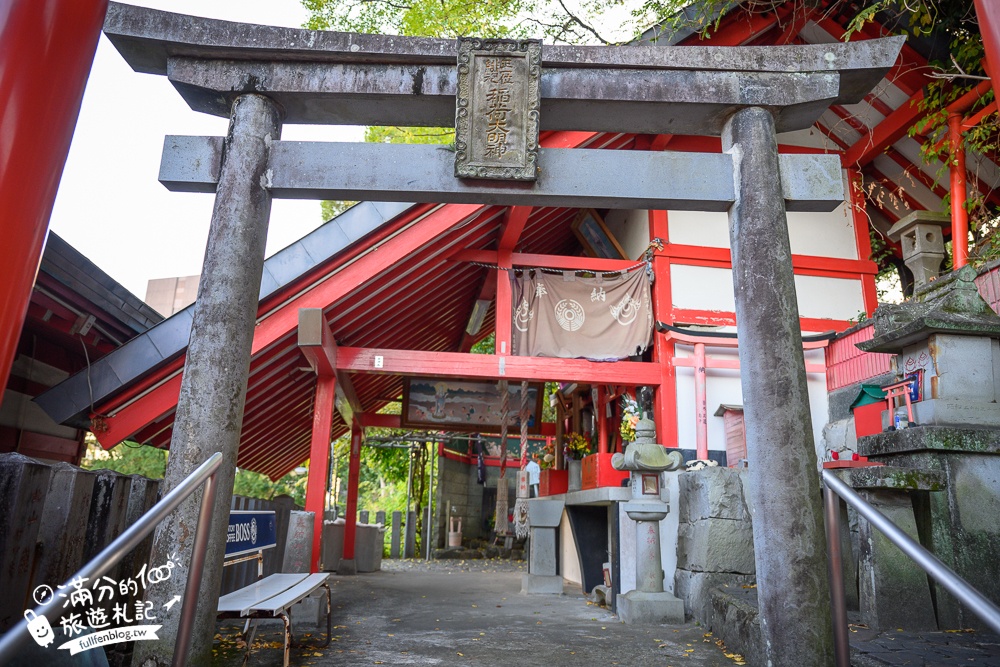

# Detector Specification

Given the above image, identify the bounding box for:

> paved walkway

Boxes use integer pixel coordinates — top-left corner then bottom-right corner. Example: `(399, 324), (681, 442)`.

(850, 625), (1000, 667)
(212, 559), (739, 666)
(212, 560), (999, 667)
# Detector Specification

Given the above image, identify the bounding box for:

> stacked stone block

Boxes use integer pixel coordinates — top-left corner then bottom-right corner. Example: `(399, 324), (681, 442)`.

(674, 467), (756, 623)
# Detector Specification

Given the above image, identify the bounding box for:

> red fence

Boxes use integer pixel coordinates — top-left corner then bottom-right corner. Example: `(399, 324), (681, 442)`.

(824, 325), (892, 392)
(825, 262), (1000, 392)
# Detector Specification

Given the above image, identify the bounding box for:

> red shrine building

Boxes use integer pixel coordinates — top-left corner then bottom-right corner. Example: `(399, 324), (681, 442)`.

(6, 0), (999, 599)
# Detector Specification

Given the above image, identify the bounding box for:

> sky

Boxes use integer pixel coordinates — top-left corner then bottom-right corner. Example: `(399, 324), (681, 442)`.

(49, 0), (365, 300)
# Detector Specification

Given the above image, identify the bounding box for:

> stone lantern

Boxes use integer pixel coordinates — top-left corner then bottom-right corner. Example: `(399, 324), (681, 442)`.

(611, 416), (685, 624)
(886, 211), (949, 288)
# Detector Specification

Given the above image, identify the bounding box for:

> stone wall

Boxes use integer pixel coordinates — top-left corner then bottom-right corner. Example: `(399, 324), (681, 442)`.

(674, 467), (756, 623)
(435, 455), (485, 545)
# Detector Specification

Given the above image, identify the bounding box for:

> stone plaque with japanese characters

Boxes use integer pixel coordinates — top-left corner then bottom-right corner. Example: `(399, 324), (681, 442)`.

(455, 37), (541, 181)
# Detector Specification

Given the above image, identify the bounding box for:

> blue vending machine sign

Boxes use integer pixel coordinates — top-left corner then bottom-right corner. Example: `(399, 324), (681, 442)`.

(226, 510), (277, 557)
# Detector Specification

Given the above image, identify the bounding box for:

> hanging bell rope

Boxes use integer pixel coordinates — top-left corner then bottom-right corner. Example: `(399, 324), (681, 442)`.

(513, 380), (531, 539)
(494, 379), (510, 536)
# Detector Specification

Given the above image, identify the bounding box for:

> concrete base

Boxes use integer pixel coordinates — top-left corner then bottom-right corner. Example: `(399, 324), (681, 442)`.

(337, 558), (357, 575)
(521, 573), (564, 595)
(616, 590), (685, 624)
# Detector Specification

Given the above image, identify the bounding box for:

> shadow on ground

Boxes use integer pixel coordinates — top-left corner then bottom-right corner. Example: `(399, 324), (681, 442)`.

(212, 559), (741, 666)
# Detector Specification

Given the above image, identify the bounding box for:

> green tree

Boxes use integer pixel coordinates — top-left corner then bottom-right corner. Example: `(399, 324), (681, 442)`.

(321, 199), (358, 221)
(82, 438), (168, 478)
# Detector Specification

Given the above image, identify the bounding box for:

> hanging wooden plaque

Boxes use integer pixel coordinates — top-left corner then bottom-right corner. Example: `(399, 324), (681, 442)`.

(455, 37), (541, 181)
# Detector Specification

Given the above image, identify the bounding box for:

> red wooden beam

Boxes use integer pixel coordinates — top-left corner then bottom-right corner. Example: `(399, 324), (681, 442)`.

(672, 355), (826, 374)
(336, 347), (662, 384)
(298, 308), (337, 377)
(358, 412), (402, 429)
(963, 100), (998, 131)
(326, 209), (501, 336)
(498, 206), (532, 252)
(842, 90), (926, 168)
(91, 373), (183, 448)
(451, 249), (638, 273)
(659, 244), (878, 276)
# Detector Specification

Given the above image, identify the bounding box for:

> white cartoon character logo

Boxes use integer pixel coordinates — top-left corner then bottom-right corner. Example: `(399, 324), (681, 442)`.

(24, 609), (55, 647)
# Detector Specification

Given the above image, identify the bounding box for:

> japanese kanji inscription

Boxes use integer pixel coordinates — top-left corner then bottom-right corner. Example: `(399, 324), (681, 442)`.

(455, 37), (541, 181)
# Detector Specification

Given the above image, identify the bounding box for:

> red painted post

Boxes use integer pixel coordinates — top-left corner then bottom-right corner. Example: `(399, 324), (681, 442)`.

(974, 0), (1000, 86)
(596, 385), (608, 454)
(305, 374), (336, 573)
(948, 113), (969, 269)
(496, 250), (513, 356)
(693, 342), (709, 460)
(648, 209), (678, 446)
(342, 422), (362, 562)
(0, 0), (108, 393)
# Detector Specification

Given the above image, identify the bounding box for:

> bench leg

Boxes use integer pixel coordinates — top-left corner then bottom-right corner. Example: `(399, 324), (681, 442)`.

(321, 583), (332, 648)
(241, 619), (259, 667)
(279, 612), (291, 667)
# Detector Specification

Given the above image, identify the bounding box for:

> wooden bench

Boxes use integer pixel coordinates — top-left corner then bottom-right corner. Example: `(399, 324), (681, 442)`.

(216, 511), (331, 667)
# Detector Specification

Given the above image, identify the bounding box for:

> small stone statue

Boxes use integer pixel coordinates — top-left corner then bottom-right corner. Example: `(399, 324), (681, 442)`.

(637, 385), (655, 418)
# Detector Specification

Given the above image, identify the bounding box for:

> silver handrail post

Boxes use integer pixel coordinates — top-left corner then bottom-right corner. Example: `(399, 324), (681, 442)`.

(822, 470), (1000, 636)
(171, 465), (221, 667)
(823, 483), (851, 667)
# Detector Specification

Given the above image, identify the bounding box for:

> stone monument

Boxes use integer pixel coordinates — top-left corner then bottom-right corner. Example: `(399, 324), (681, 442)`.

(611, 414), (685, 624)
(855, 264), (1000, 629)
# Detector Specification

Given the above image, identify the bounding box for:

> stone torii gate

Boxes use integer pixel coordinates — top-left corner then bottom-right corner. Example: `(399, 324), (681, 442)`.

(102, 4), (902, 665)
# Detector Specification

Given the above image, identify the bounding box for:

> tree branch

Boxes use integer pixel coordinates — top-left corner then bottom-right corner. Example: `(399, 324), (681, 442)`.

(553, 0), (613, 45)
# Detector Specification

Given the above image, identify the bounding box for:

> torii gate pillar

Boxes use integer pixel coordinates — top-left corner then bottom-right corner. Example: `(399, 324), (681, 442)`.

(724, 106), (834, 664)
(134, 94), (283, 667)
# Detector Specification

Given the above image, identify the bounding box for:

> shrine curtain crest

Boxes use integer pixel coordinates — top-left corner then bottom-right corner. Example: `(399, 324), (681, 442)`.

(510, 268), (653, 360)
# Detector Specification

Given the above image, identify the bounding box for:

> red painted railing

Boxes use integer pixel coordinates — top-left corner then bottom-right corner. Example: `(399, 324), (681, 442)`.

(826, 262), (1000, 392)
(825, 325), (892, 392)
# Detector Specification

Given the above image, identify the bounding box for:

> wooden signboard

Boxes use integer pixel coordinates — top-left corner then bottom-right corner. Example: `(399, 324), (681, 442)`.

(402, 377), (544, 433)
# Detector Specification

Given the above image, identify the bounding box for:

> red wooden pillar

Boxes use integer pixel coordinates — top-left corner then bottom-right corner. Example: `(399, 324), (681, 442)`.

(974, 0), (1000, 89)
(649, 210), (678, 446)
(596, 385), (608, 454)
(693, 342), (709, 460)
(342, 422), (363, 563)
(496, 250), (513, 356)
(0, 0), (108, 393)
(948, 113), (969, 269)
(304, 374), (336, 573)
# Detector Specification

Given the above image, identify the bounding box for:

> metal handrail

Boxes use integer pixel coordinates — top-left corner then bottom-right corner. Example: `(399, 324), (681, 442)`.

(822, 469), (1000, 667)
(0, 452), (224, 666)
